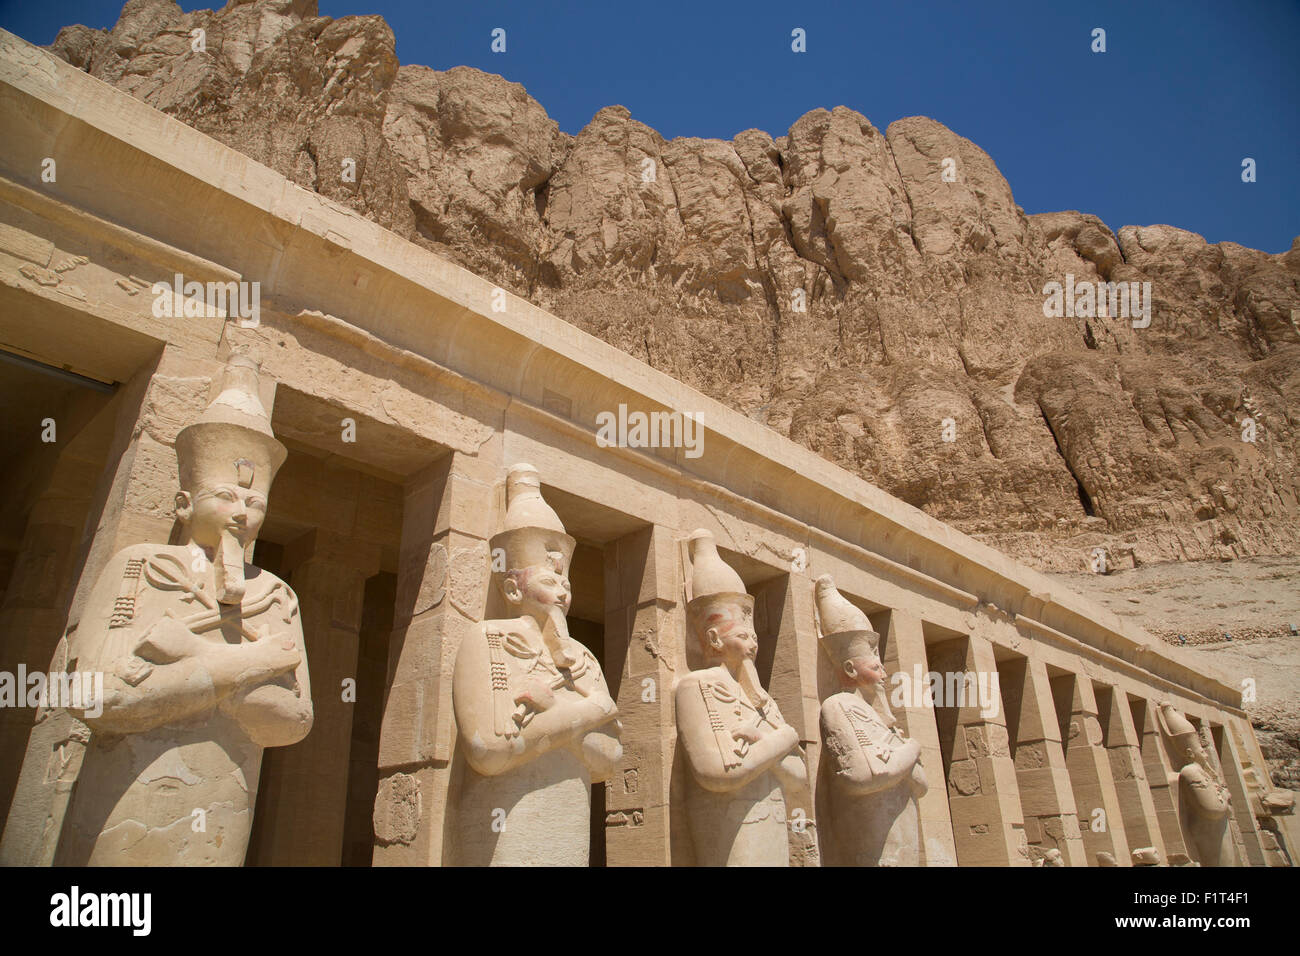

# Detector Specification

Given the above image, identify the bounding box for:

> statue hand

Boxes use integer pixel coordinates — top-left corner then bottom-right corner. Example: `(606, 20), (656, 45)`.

(579, 720), (623, 780)
(733, 725), (764, 745)
(135, 614), (207, 663)
(218, 634), (301, 692)
(514, 676), (557, 715)
(775, 751), (808, 788)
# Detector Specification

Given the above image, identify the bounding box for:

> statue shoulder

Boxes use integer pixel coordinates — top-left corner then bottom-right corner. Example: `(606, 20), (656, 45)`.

(458, 620), (532, 669)
(1180, 764), (1214, 788)
(79, 542), (177, 600)
(824, 692), (882, 725)
(479, 618), (532, 638)
(822, 690), (859, 710)
(110, 541), (182, 566)
(562, 635), (598, 660)
(674, 667), (726, 699)
(821, 691), (859, 720)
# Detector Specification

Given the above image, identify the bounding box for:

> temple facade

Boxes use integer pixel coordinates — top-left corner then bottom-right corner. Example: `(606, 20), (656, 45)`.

(0, 29), (1292, 867)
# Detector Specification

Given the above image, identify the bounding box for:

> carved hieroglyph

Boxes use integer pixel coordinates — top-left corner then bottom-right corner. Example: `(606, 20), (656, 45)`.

(674, 530), (805, 866)
(450, 464), (621, 866)
(814, 575), (926, 866)
(52, 355), (313, 865)
(1157, 702), (1234, 867)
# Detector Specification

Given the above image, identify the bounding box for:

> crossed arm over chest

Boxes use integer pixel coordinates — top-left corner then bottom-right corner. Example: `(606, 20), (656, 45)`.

(454, 620), (620, 778)
(820, 695), (923, 797)
(68, 545), (313, 746)
(675, 669), (803, 792)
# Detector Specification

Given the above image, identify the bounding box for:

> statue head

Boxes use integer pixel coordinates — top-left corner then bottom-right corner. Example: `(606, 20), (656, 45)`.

(173, 354), (286, 604)
(1156, 701), (1205, 765)
(685, 530), (756, 668)
(490, 464), (576, 626)
(815, 575), (885, 689)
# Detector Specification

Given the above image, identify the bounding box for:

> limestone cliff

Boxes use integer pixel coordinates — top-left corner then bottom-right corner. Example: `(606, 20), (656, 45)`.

(47, 0), (1300, 575)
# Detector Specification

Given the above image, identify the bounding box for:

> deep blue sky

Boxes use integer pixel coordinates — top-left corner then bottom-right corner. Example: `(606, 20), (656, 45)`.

(3, 0), (1297, 252)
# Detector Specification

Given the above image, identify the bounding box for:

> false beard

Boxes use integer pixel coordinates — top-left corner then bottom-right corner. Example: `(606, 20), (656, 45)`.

(213, 531), (247, 605)
(542, 603), (577, 669)
(738, 657), (770, 711)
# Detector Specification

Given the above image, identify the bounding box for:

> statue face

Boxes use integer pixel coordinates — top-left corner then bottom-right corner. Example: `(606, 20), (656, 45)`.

(844, 653), (886, 688)
(504, 565), (572, 616)
(177, 483), (267, 551)
(703, 605), (757, 666)
(1176, 734), (1205, 765)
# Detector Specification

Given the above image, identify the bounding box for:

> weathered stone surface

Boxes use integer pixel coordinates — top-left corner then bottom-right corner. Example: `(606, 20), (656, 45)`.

(373, 772), (420, 845)
(383, 63), (568, 289)
(52, 0), (412, 235)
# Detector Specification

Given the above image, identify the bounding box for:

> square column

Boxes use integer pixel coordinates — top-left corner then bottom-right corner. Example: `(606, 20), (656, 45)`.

(883, 610), (957, 866)
(601, 524), (682, 866)
(247, 530), (377, 865)
(1002, 656), (1087, 866)
(1194, 721), (1244, 866)
(1055, 673), (1131, 865)
(1228, 716), (1296, 866)
(1211, 722), (1269, 866)
(0, 390), (124, 826)
(754, 573), (820, 866)
(1099, 686), (1166, 862)
(1, 349), (230, 866)
(930, 632), (1027, 866)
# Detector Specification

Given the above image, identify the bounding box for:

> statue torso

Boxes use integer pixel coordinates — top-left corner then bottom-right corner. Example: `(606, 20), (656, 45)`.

(821, 691), (921, 867)
(451, 617), (613, 866)
(681, 667), (789, 867)
(473, 617), (611, 740)
(1177, 763), (1233, 866)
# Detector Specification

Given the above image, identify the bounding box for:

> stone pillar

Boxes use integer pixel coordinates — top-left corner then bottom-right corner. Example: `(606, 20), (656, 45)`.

(1099, 686), (1165, 861)
(601, 524), (681, 866)
(1211, 722), (1268, 866)
(754, 573), (820, 866)
(1002, 656), (1087, 866)
(343, 572), (395, 866)
(883, 610), (957, 866)
(372, 451), (496, 866)
(930, 633), (1027, 866)
(1229, 716), (1296, 866)
(1055, 673), (1130, 865)
(1130, 696), (1188, 863)
(0, 389), (115, 824)
(247, 530), (377, 865)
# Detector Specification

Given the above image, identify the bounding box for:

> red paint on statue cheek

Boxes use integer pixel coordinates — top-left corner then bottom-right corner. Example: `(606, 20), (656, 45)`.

(188, 493), (231, 541)
(515, 568), (569, 609)
(715, 619), (756, 661)
(243, 505), (266, 538)
(847, 656), (886, 686)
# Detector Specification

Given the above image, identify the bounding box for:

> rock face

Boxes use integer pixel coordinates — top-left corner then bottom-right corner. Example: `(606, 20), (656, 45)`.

(48, 0), (1300, 573)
